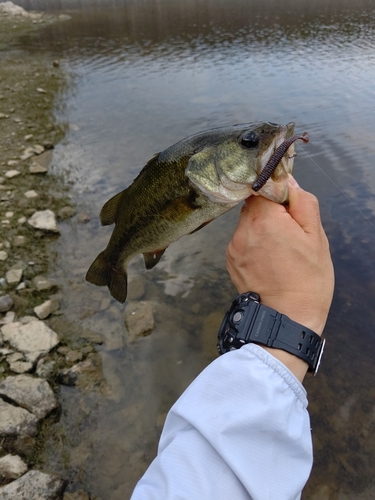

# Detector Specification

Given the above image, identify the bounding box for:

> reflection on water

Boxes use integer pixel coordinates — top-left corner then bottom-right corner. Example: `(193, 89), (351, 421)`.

(11, 0), (375, 498)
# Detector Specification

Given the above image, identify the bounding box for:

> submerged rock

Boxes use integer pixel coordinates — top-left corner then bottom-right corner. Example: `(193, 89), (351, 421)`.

(124, 301), (155, 342)
(0, 470), (65, 499)
(0, 374), (58, 419)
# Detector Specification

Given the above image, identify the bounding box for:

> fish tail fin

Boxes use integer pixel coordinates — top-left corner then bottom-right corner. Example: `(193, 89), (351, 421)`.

(86, 251), (128, 303)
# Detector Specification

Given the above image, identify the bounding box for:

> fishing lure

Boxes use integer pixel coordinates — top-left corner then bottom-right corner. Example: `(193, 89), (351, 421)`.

(252, 132), (309, 192)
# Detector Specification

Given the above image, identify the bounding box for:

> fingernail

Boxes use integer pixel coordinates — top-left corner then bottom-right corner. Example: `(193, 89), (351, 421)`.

(288, 175), (300, 188)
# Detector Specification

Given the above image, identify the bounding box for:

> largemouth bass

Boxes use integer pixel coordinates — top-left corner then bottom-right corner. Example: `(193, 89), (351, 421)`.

(86, 121), (301, 303)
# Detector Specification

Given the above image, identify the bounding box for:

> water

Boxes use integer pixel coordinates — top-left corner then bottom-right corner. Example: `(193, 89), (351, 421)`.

(9, 0), (375, 498)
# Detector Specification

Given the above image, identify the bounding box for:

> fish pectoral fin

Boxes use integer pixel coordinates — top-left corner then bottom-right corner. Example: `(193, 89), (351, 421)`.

(143, 249), (167, 270)
(100, 190), (126, 226)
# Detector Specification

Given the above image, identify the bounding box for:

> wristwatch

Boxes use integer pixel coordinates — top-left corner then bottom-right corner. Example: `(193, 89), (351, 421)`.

(217, 291), (325, 375)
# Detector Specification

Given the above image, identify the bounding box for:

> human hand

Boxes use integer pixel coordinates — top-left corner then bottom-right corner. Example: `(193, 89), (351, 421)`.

(226, 176), (334, 337)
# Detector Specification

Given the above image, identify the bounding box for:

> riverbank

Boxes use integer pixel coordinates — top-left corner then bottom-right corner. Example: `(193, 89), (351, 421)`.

(0, 5), (102, 499)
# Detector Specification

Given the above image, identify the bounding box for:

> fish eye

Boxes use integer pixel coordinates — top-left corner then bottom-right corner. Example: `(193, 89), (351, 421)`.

(241, 131), (259, 148)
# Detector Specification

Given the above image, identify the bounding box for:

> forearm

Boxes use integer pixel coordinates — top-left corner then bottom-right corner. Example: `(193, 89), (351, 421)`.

(131, 344), (313, 500)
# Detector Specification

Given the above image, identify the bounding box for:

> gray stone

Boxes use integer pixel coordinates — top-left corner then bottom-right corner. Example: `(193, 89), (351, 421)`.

(80, 330), (103, 344)
(24, 190), (38, 199)
(36, 359), (56, 379)
(1, 320), (59, 364)
(0, 470), (65, 499)
(32, 275), (57, 292)
(127, 275), (146, 300)
(12, 235), (27, 247)
(124, 301), (155, 342)
(0, 250), (8, 261)
(4, 170), (20, 179)
(57, 355), (103, 390)
(0, 375), (58, 419)
(28, 210), (59, 233)
(58, 206), (76, 219)
(6, 353), (23, 364)
(34, 298), (60, 319)
(0, 454), (28, 480)
(5, 269), (22, 286)
(0, 311), (15, 325)
(0, 295), (13, 313)
(29, 150), (52, 174)
(9, 361), (33, 374)
(0, 399), (38, 437)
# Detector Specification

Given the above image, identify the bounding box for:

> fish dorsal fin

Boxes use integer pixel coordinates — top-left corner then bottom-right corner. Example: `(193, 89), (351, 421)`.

(100, 191), (125, 226)
(143, 249), (166, 270)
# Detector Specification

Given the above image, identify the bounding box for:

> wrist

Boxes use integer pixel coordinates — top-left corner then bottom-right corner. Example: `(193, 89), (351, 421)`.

(255, 296), (328, 336)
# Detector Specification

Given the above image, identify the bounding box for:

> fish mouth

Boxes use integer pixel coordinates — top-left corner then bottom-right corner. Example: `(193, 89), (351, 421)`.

(258, 122), (296, 175)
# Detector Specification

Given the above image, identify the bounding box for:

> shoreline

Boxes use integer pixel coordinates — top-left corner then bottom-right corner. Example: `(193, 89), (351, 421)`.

(0, 5), (102, 499)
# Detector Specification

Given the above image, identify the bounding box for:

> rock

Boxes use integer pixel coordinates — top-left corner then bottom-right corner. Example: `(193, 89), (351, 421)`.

(28, 210), (59, 233)
(63, 489), (90, 500)
(127, 275), (146, 300)
(29, 162), (47, 174)
(32, 144), (45, 155)
(36, 88), (47, 94)
(0, 2), (29, 17)
(36, 359), (56, 379)
(24, 134), (33, 141)
(32, 275), (57, 292)
(0, 454), (28, 480)
(9, 361), (33, 374)
(6, 352), (23, 364)
(77, 213), (90, 223)
(58, 206), (76, 220)
(0, 295), (13, 313)
(0, 399), (38, 437)
(34, 298), (60, 319)
(7, 160), (18, 167)
(5, 269), (22, 286)
(0, 311), (16, 325)
(1, 320), (59, 364)
(24, 190), (38, 199)
(0, 250), (8, 261)
(12, 235), (27, 247)
(65, 350), (83, 363)
(80, 330), (103, 344)
(0, 375), (58, 419)
(4, 169), (20, 178)
(57, 354), (103, 390)
(124, 301), (155, 342)
(0, 470), (65, 499)
(20, 151), (34, 161)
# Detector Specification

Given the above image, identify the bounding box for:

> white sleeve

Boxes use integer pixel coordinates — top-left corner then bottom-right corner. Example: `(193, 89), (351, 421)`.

(131, 343), (313, 500)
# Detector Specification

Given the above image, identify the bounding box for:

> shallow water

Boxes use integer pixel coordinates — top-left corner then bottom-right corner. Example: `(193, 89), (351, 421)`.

(10, 0), (375, 498)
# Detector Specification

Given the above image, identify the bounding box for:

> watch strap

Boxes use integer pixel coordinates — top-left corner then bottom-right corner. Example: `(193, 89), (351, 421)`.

(217, 292), (325, 375)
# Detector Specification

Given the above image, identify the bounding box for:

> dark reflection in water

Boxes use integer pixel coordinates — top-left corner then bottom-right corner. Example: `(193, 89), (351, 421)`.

(9, 0), (375, 498)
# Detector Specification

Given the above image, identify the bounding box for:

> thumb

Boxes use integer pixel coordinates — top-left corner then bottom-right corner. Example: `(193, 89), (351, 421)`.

(287, 176), (322, 234)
